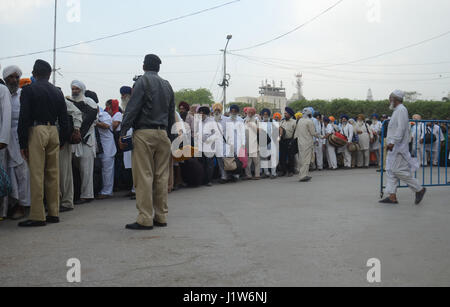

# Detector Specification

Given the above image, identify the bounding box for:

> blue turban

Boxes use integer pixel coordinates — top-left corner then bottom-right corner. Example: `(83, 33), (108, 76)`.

(371, 114), (380, 120)
(260, 108), (271, 116)
(285, 107), (295, 118)
(120, 86), (132, 95)
(341, 114), (349, 120)
(323, 117), (330, 123)
(230, 104), (240, 113)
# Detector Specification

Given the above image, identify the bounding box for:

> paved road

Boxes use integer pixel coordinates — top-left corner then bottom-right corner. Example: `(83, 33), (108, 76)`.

(1, 168), (449, 287)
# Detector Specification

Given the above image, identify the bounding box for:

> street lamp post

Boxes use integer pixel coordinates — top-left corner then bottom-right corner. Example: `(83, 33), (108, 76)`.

(220, 35), (232, 113)
(52, 0), (57, 85)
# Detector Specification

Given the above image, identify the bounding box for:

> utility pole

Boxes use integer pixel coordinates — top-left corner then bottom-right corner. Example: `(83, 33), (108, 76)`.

(52, 0), (57, 85)
(219, 35), (232, 113)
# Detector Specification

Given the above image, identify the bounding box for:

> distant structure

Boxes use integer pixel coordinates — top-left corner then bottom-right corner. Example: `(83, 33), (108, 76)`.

(367, 88), (374, 102)
(257, 80), (288, 111)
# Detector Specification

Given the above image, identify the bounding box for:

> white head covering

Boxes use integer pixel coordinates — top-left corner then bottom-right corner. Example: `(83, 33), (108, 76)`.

(2, 65), (22, 79)
(71, 80), (86, 93)
(391, 89), (405, 101)
(302, 108), (312, 117)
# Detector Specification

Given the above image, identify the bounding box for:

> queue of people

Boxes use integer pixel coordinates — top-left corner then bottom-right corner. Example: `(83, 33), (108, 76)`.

(0, 57), (449, 228)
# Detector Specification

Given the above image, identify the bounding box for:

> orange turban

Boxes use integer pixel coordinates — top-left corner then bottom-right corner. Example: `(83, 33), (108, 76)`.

(273, 112), (282, 121)
(19, 78), (32, 88)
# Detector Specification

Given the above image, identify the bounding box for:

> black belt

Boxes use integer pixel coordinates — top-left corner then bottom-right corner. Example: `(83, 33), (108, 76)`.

(33, 121), (56, 126)
(148, 125), (167, 130)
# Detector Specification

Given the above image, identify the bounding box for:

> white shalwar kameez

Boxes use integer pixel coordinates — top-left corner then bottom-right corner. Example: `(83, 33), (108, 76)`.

(385, 104), (422, 195)
(6, 88), (30, 209)
(98, 110), (117, 196)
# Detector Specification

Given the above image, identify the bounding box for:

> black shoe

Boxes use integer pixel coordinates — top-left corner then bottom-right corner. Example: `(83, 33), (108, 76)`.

(18, 220), (46, 227)
(59, 206), (73, 213)
(299, 176), (312, 182)
(153, 220), (168, 227)
(125, 223), (153, 231)
(379, 198), (399, 204)
(415, 188), (427, 205)
(74, 199), (92, 206)
(219, 179), (227, 184)
(205, 182), (213, 187)
(46, 216), (60, 224)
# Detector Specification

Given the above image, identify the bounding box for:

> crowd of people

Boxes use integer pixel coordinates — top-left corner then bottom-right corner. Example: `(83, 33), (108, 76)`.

(0, 56), (449, 228)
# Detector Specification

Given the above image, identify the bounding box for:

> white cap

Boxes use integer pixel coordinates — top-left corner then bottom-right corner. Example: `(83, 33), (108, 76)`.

(391, 89), (405, 101)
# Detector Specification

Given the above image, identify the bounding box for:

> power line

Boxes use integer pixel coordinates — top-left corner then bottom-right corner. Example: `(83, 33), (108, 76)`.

(318, 29), (450, 68)
(230, 53), (450, 83)
(231, 53), (450, 76)
(233, 53), (450, 68)
(59, 51), (220, 58)
(230, 0), (345, 52)
(0, 0), (240, 61)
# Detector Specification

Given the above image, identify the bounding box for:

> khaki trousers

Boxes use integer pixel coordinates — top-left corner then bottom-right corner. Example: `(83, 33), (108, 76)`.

(132, 129), (171, 227)
(60, 144), (74, 209)
(299, 147), (314, 180)
(28, 126), (60, 221)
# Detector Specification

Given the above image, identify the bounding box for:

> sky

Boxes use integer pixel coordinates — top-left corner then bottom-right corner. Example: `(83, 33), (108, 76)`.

(1, 0), (450, 105)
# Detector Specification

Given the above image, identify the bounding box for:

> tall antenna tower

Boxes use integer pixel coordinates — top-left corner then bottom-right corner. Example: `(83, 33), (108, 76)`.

(295, 73), (304, 100)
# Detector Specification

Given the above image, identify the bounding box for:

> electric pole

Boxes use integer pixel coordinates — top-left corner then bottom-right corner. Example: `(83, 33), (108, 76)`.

(219, 35), (232, 113)
(52, 0), (57, 85)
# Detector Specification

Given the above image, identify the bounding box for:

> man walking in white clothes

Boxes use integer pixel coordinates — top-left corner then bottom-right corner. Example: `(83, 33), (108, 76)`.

(380, 90), (426, 205)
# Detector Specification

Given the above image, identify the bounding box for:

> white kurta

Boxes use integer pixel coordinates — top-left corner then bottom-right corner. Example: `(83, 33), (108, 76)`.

(98, 111), (116, 196)
(6, 89), (30, 207)
(226, 117), (245, 156)
(370, 121), (383, 151)
(0, 84), (11, 147)
(385, 104), (422, 195)
(112, 112), (123, 132)
(355, 122), (373, 151)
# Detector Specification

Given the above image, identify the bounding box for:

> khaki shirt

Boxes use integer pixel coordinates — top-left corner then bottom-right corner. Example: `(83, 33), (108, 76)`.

(281, 118), (297, 139)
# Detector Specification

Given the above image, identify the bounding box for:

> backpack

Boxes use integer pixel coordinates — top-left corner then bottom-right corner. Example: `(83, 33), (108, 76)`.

(424, 127), (436, 145)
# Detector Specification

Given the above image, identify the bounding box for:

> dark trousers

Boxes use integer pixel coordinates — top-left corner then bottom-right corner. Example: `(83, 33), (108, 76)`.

(201, 156), (215, 184)
(280, 139), (295, 174)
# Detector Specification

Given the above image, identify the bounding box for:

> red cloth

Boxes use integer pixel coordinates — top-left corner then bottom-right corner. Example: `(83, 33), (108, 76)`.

(110, 99), (120, 116)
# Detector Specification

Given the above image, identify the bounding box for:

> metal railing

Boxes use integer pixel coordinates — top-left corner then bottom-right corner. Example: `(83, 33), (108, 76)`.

(380, 120), (450, 198)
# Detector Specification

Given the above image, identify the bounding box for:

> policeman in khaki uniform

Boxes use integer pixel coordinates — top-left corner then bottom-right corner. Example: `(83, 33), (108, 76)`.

(120, 54), (175, 231)
(17, 60), (69, 227)
(279, 107), (297, 177)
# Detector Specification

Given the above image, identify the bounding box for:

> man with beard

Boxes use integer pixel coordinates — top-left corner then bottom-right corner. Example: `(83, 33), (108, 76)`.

(211, 103), (229, 184)
(17, 60), (69, 227)
(68, 80), (98, 205)
(179, 101), (194, 143)
(120, 86), (132, 110)
(380, 90), (426, 205)
(2, 66), (31, 220)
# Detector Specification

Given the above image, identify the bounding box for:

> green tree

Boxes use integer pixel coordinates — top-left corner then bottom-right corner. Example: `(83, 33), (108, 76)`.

(288, 99), (450, 120)
(174, 88), (214, 107)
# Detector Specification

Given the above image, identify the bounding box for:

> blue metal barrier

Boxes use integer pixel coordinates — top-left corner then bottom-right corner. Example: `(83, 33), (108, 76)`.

(380, 120), (450, 199)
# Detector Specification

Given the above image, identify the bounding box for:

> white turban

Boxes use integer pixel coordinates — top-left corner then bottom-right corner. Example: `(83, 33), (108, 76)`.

(71, 80), (86, 92)
(391, 89), (405, 101)
(2, 65), (23, 79)
(302, 108), (312, 117)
